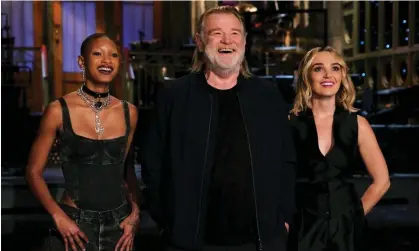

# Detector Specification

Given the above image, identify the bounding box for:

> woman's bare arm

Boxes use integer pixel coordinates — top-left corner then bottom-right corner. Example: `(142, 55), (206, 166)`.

(25, 101), (67, 219)
(124, 104), (140, 215)
(115, 103), (140, 250)
(357, 115), (391, 214)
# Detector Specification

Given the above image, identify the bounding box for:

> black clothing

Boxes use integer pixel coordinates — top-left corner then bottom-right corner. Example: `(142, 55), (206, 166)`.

(141, 72), (296, 251)
(166, 237), (286, 251)
(58, 98), (130, 211)
(204, 84), (256, 245)
(44, 202), (132, 251)
(289, 108), (366, 251)
(45, 98), (133, 251)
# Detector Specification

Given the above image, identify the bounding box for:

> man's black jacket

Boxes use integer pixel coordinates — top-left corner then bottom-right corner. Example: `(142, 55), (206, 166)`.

(141, 72), (296, 250)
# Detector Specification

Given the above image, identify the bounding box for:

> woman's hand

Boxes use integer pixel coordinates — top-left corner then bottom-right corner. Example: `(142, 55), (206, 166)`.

(53, 213), (89, 251)
(115, 212), (140, 251)
(26, 101), (89, 251)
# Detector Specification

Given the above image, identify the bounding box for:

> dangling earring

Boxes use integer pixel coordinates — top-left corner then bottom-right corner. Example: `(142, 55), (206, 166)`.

(81, 68), (85, 82)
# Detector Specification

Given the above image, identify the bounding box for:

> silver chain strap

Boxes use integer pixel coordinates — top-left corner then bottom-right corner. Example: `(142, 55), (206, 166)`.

(76, 87), (111, 136)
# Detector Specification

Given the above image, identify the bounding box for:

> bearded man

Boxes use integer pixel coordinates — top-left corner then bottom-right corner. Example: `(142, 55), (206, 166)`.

(141, 6), (296, 251)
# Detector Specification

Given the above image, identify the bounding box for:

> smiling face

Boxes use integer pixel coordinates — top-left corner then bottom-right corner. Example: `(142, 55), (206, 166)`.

(78, 37), (120, 85)
(292, 46), (358, 114)
(309, 51), (343, 98)
(196, 12), (246, 75)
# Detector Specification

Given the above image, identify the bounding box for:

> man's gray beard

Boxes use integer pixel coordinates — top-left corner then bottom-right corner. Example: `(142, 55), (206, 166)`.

(208, 63), (240, 77)
(204, 52), (244, 77)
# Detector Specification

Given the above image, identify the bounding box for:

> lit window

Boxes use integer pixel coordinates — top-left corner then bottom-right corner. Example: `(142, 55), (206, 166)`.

(62, 1), (96, 72)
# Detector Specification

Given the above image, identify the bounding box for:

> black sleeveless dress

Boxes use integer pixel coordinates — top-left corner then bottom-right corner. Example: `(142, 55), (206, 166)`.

(44, 98), (134, 251)
(289, 107), (366, 251)
(58, 97), (130, 210)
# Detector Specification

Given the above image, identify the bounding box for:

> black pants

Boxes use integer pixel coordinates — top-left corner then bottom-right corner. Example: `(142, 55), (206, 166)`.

(166, 243), (256, 251)
(166, 238), (286, 251)
(43, 202), (132, 251)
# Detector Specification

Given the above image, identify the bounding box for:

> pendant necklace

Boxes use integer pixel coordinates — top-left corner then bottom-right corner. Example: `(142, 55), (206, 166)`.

(76, 84), (111, 136)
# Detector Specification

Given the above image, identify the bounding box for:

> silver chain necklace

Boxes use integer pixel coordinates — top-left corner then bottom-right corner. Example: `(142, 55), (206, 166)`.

(76, 86), (111, 136)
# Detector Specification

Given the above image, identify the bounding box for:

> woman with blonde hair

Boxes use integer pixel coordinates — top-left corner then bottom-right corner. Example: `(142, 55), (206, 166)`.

(289, 46), (390, 251)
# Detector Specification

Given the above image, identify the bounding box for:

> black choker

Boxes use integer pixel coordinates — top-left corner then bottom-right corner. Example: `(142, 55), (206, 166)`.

(81, 85), (110, 99)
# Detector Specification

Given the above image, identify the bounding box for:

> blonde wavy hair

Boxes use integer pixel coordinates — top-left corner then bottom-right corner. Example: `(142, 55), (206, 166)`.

(291, 46), (358, 115)
(191, 6), (252, 78)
